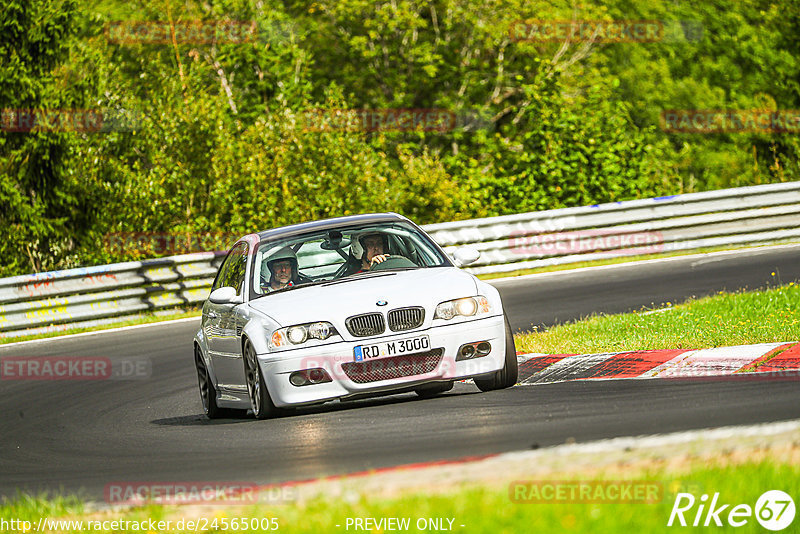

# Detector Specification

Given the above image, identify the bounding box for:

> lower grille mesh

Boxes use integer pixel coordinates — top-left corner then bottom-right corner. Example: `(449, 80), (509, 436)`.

(341, 349), (444, 383)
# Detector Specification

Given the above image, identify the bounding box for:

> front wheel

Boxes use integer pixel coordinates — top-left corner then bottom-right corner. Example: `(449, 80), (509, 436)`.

(243, 340), (279, 419)
(474, 316), (518, 392)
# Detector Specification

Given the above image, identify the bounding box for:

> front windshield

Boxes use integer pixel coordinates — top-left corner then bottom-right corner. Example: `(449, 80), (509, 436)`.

(251, 221), (449, 298)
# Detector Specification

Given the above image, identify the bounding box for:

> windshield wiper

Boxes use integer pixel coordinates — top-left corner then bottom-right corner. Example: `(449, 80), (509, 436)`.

(322, 272), (396, 286)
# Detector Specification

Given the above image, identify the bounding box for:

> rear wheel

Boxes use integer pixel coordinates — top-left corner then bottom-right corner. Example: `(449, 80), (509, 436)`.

(243, 340), (279, 420)
(195, 345), (223, 419)
(414, 381), (454, 398)
(474, 316), (518, 392)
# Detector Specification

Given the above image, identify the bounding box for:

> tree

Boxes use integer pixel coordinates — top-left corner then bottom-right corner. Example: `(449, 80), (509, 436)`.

(0, 0), (94, 275)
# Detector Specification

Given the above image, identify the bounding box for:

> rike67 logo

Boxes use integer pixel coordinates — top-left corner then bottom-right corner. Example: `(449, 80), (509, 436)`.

(668, 490), (795, 530)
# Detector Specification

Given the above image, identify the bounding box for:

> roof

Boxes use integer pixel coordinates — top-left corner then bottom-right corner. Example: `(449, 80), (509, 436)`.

(254, 213), (410, 242)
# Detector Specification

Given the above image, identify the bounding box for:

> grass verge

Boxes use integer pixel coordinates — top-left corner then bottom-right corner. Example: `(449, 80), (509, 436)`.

(2, 453), (797, 533)
(515, 281), (800, 355)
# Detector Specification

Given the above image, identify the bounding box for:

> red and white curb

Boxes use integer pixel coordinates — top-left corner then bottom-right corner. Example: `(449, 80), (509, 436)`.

(517, 342), (800, 385)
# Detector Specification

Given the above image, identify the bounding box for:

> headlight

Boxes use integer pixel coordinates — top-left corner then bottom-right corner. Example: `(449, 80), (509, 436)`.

(270, 321), (338, 348)
(308, 322), (331, 339)
(434, 296), (491, 320)
(287, 326), (308, 344)
(456, 298), (477, 316)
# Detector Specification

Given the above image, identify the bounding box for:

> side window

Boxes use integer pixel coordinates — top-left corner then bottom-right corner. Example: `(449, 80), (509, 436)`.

(222, 243), (248, 296)
(211, 254), (233, 292)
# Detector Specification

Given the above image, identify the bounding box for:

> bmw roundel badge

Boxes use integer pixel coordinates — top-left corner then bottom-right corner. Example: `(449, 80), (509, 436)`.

(376, 299), (388, 306)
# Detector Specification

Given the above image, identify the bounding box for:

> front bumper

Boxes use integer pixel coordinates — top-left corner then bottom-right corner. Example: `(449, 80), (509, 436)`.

(257, 314), (505, 407)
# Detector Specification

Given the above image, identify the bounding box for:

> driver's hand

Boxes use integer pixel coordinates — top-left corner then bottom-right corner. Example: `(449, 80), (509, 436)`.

(369, 254), (390, 267)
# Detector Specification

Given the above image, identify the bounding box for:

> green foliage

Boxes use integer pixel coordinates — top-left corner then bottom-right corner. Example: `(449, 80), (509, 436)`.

(0, 0), (89, 274)
(1, 0), (798, 276)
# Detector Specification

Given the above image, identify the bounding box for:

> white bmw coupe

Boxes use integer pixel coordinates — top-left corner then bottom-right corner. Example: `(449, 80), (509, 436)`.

(193, 213), (517, 419)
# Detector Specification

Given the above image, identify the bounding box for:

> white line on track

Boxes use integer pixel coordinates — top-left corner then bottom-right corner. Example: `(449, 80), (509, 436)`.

(487, 243), (800, 285)
(0, 316), (201, 350)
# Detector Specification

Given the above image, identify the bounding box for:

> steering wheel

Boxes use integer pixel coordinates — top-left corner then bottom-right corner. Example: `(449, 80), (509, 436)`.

(369, 256), (417, 271)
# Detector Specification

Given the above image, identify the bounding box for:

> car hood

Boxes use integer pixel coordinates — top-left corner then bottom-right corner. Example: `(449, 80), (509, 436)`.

(247, 267), (478, 327)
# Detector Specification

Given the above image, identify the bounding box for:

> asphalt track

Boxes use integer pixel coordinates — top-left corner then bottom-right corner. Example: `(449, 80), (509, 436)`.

(1, 246), (799, 500)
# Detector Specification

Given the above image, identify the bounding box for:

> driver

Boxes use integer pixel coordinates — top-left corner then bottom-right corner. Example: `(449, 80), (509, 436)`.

(351, 232), (391, 272)
(261, 246), (300, 292)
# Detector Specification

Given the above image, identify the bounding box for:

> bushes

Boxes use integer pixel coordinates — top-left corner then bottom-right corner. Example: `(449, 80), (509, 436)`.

(2, 0), (797, 276)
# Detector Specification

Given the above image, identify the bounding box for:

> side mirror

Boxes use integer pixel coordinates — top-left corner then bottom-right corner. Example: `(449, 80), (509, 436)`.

(452, 246), (480, 267)
(209, 286), (242, 305)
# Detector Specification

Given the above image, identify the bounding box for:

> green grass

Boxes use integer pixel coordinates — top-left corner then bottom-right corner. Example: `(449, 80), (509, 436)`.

(1, 459), (797, 533)
(0, 493), (85, 528)
(515, 281), (800, 355)
(0, 308), (201, 345)
(271, 461), (797, 533)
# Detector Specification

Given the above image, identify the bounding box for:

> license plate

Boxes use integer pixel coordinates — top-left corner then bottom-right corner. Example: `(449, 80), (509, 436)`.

(353, 335), (430, 362)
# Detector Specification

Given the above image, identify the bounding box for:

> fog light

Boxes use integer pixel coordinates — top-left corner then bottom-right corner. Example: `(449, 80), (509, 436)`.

(458, 344), (476, 360)
(457, 341), (492, 361)
(289, 372), (309, 386)
(289, 368), (332, 387)
(308, 368), (326, 383)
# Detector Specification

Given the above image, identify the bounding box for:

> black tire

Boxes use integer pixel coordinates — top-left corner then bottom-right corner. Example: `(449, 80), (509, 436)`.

(414, 381), (454, 398)
(195, 345), (224, 419)
(474, 316), (518, 392)
(243, 340), (278, 420)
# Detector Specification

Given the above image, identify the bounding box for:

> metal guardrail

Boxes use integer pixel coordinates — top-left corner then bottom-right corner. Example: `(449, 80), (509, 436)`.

(1, 182), (799, 339)
(0, 253), (225, 339)
(427, 181), (800, 275)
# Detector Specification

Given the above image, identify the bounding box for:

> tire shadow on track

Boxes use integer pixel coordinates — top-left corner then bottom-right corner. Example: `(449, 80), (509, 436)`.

(153, 386), (485, 426)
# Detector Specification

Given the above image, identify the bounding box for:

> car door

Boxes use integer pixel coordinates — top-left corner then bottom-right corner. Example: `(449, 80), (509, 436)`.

(208, 242), (249, 391)
(203, 251), (233, 364)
